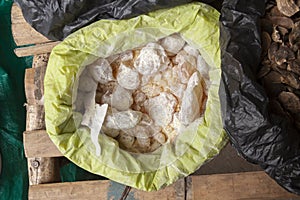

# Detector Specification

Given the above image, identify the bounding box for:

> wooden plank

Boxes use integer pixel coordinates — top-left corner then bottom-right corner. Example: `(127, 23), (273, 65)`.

(32, 53), (50, 68)
(28, 178), (185, 200)
(26, 104), (45, 131)
(24, 54), (48, 104)
(24, 54), (62, 185)
(186, 172), (300, 200)
(11, 3), (51, 46)
(12, 23), (51, 46)
(14, 41), (60, 57)
(23, 130), (62, 158)
(29, 180), (110, 200)
(10, 3), (27, 24)
(24, 68), (35, 105)
(28, 157), (61, 185)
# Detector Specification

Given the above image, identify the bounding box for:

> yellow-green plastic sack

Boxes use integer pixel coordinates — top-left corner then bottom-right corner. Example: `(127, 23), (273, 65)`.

(44, 2), (227, 191)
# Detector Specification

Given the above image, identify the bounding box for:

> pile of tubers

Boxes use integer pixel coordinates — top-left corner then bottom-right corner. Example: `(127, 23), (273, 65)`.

(259, 0), (300, 130)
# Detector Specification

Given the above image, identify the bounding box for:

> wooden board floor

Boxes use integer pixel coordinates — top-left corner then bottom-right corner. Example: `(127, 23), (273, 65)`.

(187, 172), (300, 200)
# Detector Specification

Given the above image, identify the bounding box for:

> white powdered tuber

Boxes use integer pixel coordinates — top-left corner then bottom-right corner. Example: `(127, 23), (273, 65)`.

(141, 83), (163, 98)
(75, 34), (211, 154)
(120, 51), (133, 61)
(134, 43), (170, 75)
(183, 44), (199, 58)
(183, 44), (210, 80)
(175, 50), (197, 67)
(101, 126), (120, 138)
(160, 34), (186, 55)
(133, 91), (146, 104)
(169, 83), (186, 100)
(104, 109), (143, 129)
(117, 64), (140, 90)
(98, 81), (117, 105)
(88, 58), (114, 84)
(153, 132), (167, 144)
(118, 133), (135, 148)
(125, 125), (151, 149)
(144, 92), (177, 127)
(111, 85), (133, 111)
(179, 72), (203, 125)
(173, 50), (197, 84)
(136, 131), (151, 150)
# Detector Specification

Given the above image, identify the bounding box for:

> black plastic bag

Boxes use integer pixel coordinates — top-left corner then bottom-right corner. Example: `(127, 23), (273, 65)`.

(220, 0), (300, 195)
(15, 0), (214, 41)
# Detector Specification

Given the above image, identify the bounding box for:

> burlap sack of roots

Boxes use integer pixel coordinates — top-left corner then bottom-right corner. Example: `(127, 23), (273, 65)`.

(44, 2), (227, 191)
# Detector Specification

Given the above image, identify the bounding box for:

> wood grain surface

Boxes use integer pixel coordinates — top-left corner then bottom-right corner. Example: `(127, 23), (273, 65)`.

(186, 172), (300, 200)
(24, 53), (61, 185)
(29, 179), (185, 200)
(11, 4), (59, 57)
(11, 4), (50, 46)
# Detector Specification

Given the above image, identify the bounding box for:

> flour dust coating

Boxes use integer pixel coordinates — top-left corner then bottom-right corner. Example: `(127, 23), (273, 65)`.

(74, 33), (211, 154)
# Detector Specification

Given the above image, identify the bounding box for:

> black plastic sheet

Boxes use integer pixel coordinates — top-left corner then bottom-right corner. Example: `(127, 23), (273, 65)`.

(15, 0), (214, 40)
(219, 0), (300, 195)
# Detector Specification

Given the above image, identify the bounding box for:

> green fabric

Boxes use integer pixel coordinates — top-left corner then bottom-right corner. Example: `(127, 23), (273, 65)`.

(45, 2), (228, 191)
(0, 1), (32, 199)
(60, 162), (106, 182)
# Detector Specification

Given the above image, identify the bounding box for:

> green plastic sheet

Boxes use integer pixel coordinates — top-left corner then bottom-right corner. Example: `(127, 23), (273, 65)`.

(45, 2), (227, 191)
(0, 1), (32, 199)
